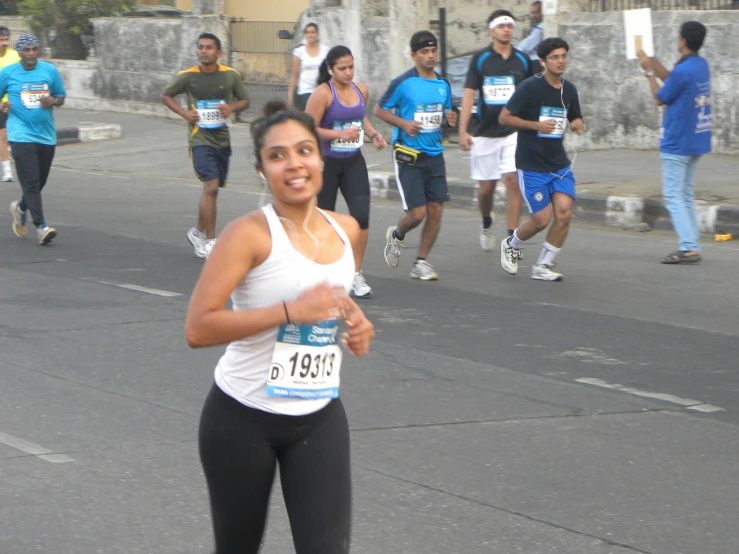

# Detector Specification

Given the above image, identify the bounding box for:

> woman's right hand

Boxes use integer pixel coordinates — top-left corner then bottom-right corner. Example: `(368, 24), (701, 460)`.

(341, 127), (361, 141)
(286, 282), (349, 323)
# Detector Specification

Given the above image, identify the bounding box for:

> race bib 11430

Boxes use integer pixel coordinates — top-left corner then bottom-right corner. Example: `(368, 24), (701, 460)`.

(414, 103), (443, 133)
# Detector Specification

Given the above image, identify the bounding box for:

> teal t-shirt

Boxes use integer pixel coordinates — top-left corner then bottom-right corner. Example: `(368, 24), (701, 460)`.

(0, 60), (66, 145)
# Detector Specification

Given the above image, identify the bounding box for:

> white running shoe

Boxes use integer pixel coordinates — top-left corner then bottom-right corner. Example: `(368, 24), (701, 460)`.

(480, 227), (495, 251)
(410, 260), (438, 281)
(480, 212), (496, 251)
(352, 271), (372, 297)
(531, 263), (563, 281)
(500, 236), (520, 275)
(9, 200), (27, 237)
(37, 225), (57, 245)
(187, 227), (207, 259)
(384, 226), (403, 268)
(203, 239), (216, 259)
(1, 171), (14, 182)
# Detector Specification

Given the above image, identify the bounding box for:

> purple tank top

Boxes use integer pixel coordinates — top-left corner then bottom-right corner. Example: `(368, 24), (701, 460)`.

(319, 81), (366, 158)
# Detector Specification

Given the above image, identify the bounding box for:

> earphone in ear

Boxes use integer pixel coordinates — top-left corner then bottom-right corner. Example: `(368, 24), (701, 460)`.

(258, 172), (267, 185)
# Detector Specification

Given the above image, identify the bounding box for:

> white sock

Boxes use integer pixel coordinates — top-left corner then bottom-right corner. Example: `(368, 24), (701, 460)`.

(508, 230), (523, 249)
(537, 241), (561, 266)
(2, 160), (10, 173)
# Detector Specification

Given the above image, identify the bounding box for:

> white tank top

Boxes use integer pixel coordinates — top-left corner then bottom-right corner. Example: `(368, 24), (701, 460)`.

(214, 204), (355, 416)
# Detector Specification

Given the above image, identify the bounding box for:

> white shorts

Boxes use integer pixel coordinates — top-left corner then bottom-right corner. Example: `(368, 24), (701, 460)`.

(469, 134), (517, 181)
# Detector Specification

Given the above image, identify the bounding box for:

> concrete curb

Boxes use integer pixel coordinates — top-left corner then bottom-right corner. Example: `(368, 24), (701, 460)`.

(369, 171), (739, 236)
(57, 123), (123, 146)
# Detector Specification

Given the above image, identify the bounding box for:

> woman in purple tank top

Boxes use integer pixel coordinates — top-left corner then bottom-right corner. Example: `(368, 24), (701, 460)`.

(306, 45), (387, 298)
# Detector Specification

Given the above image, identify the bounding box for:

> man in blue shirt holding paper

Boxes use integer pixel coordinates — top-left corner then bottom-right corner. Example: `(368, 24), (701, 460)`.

(1, 34), (65, 245)
(637, 21), (711, 264)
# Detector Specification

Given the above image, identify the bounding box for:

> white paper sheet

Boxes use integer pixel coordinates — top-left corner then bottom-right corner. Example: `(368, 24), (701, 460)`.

(623, 8), (654, 60)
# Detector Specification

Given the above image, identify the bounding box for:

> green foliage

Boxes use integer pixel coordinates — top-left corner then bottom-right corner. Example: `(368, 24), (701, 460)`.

(19, 0), (137, 37)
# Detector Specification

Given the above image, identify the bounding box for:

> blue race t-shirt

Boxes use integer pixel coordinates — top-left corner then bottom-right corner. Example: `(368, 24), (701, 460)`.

(378, 67), (452, 157)
(657, 55), (711, 156)
(0, 60), (66, 145)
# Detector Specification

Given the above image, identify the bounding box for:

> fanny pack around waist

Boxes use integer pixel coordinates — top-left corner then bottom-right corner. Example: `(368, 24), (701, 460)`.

(394, 143), (421, 166)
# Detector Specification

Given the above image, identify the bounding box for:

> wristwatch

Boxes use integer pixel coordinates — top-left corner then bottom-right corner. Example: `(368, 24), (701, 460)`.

(644, 71), (655, 77)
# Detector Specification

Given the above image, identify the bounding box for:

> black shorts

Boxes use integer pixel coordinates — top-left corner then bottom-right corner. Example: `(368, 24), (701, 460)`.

(0, 111), (7, 130)
(393, 152), (450, 211)
(190, 144), (232, 187)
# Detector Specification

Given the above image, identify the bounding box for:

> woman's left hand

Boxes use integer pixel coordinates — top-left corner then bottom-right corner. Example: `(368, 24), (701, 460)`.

(341, 301), (374, 356)
(371, 133), (387, 151)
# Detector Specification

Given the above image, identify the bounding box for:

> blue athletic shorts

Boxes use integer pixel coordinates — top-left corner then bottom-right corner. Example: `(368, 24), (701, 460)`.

(517, 167), (575, 214)
(190, 144), (232, 188)
(393, 152), (450, 211)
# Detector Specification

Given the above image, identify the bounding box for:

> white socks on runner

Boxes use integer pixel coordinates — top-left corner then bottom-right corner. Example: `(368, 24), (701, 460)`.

(508, 230), (523, 249)
(537, 242), (561, 266)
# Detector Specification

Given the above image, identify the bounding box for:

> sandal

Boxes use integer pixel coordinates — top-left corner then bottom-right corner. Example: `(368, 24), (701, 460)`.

(661, 251), (701, 264)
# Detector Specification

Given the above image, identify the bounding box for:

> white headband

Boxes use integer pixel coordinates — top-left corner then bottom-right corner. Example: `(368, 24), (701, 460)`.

(489, 16), (515, 30)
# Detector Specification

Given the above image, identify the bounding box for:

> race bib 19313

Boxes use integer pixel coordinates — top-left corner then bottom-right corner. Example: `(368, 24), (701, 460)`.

(414, 103), (443, 133)
(330, 120), (363, 152)
(21, 83), (49, 109)
(537, 106), (567, 139)
(267, 320), (342, 399)
(196, 100), (226, 129)
(482, 76), (515, 106)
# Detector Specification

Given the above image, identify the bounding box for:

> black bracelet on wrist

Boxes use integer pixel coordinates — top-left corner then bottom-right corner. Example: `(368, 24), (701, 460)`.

(283, 301), (292, 324)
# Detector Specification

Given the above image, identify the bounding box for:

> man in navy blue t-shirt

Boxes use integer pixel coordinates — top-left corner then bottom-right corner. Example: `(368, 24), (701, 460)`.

(638, 21), (711, 264)
(499, 37), (583, 282)
(374, 30), (457, 282)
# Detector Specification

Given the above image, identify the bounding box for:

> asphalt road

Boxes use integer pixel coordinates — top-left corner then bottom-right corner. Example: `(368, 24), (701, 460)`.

(1, 111), (738, 554)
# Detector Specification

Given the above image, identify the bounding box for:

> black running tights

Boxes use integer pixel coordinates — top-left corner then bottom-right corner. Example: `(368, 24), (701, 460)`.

(198, 384), (351, 554)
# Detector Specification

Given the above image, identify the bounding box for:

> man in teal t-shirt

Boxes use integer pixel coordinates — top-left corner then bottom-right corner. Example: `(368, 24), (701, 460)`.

(0, 34), (66, 245)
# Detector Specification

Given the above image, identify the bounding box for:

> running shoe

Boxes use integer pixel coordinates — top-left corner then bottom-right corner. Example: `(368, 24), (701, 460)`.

(384, 226), (403, 268)
(352, 270), (372, 297)
(187, 227), (207, 259)
(410, 260), (438, 281)
(203, 239), (216, 259)
(480, 212), (496, 251)
(1, 171), (14, 182)
(500, 236), (520, 275)
(531, 263), (563, 281)
(37, 225), (57, 245)
(9, 200), (27, 237)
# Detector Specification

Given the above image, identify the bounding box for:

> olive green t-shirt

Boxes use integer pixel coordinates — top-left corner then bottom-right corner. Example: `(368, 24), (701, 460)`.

(163, 64), (248, 149)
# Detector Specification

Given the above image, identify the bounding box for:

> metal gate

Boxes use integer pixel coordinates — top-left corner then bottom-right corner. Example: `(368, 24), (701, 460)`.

(230, 19), (298, 117)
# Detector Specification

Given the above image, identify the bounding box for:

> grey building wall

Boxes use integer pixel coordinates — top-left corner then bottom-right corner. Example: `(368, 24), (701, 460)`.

(560, 11), (738, 154)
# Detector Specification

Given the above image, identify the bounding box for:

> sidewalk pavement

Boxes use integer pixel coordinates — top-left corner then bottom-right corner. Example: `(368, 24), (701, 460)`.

(364, 142), (739, 237)
(52, 107), (739, 236)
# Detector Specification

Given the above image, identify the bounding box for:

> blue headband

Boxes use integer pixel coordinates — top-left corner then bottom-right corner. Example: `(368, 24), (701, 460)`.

(16, 34), (39, 51)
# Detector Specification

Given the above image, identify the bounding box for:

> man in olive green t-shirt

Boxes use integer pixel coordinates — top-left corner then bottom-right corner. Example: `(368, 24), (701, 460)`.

(0, 26), (21, 182)
(161, 32), (249, 259)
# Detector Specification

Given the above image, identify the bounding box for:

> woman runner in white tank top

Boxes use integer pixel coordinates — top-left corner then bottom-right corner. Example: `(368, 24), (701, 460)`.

(185, 100), (374, 554)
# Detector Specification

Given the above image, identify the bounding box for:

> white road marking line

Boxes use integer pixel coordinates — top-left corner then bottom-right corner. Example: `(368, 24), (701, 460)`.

(0, 431), (74, 463)
(86, 279), (182, 297)
(114, 284), (182, 297)
(576, 378), (725, 412)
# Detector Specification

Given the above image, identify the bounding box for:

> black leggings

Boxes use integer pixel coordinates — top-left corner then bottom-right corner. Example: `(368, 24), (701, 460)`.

(11, 142), (55, 227)
(317, 152), (370, 229)
(198, 384), (351, 554)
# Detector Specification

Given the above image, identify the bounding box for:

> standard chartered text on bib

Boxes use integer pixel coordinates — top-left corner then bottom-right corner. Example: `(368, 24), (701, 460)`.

(330, 120), (364, 152)
(21, 83), (49, 109)
(267, 320), (342, 399)
(483, 76), (515, 106)
(414, 103), (443, 133)
(537, 106), (567, 138)
(196, 100), (226, 129)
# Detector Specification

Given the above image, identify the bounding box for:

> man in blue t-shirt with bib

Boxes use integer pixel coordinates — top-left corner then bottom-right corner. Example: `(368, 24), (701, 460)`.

(1, 34), (65, 245)
(374, 30), (457, 281)
(637, 21), (711, 265)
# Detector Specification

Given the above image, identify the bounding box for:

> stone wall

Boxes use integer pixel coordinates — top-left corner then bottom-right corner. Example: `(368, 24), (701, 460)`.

(559, 11), (739, 154)
(53, 13), (230, 116)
